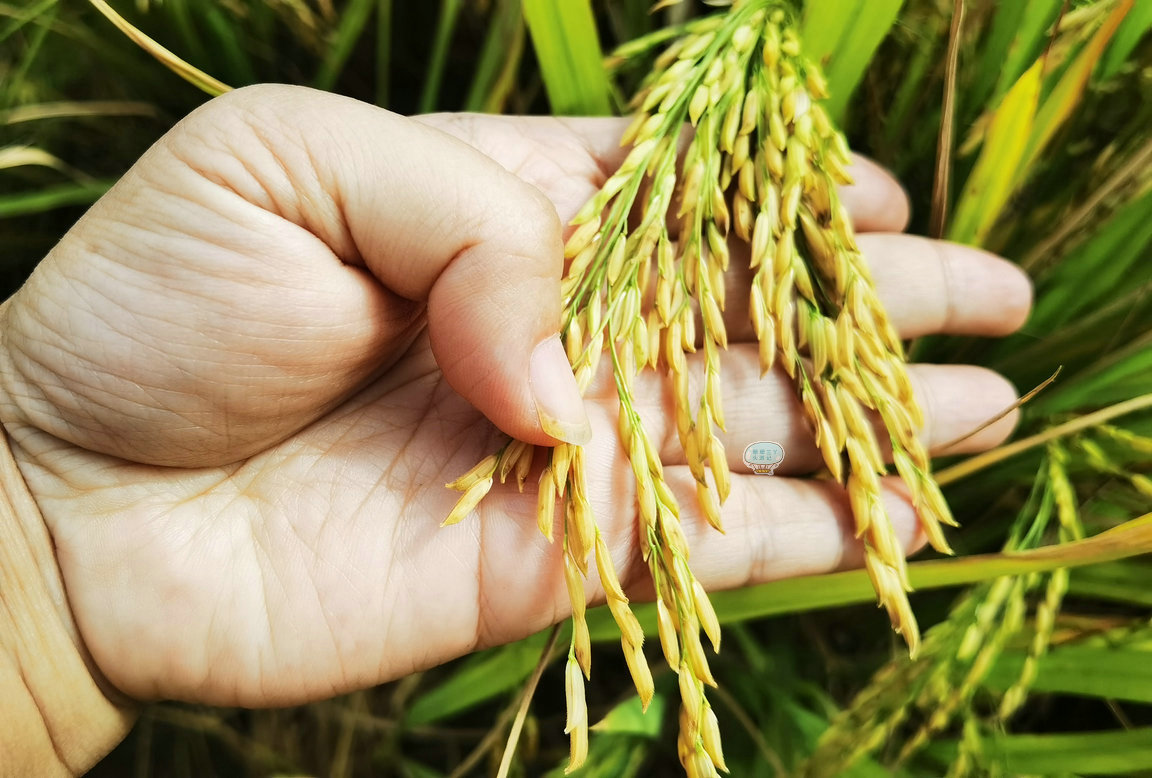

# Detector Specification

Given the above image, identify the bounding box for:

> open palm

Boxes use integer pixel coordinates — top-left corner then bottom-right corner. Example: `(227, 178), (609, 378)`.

(0, 86), (1030, 707)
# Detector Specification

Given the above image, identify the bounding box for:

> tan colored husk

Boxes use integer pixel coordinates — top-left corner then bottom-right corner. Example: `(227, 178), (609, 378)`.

(623, 639), (655, 711)
(441, 476), (493, 527)
(657, 597), (682, 670)
(700, 703), (729, 772)
(444, 453), (498, 492)
(537, 466), (557, 541)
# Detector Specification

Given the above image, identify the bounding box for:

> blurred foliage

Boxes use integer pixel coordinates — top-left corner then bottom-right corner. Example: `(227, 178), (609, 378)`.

(3, 0), (1152, 775)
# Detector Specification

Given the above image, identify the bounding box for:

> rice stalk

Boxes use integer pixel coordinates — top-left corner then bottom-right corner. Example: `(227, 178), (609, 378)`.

(442, 1), (960, 772)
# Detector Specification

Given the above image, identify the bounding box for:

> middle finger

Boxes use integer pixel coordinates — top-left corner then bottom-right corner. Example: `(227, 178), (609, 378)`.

(718, 233), (1032, 342)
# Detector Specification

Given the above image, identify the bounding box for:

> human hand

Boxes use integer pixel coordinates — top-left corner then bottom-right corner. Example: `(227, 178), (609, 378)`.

(0, 85), (1030, 711)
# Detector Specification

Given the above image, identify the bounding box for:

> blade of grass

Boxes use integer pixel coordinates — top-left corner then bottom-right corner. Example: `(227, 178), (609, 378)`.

(464, 0), (524, 113)
(799, 0), (854, 69)
(991, 282), (1152, 386)
(603, 0), (654, 51)
(929, 0), (964, 239)
(948, 60), (1042, 246)
(1041, 335), (1152, 414)
(3, 0), (56, 102)
(1100, 0), (1152, 79)
(313, 0), (376, 92)
(201, 5), (257, 86)
(0, 0), (56, 45)
(494, 624), (561, 778)
(404, 628), (555, 726)
(329, 691), (364, 778)
(801, 0), (904, 123)
(588, 512), (1152, 641)
(1069, 560), (1152, 606)
(1021, 134), (1152, 272)
(0, 145), (75, 173)
(418, 0), (463, 114)
(1016, 0), (1134, 183)
(0, 180), (112, 218)
(936, 393), (1152, 485)
(986, 644), (1152, 704)
(0, 100), (156, 124)
(522, 0), (611, 116)
(478, 20), (525, 114)
(590, 692), (666, 739)
(927, 727), (1152, 775)
(967, 0), (1028, 111)
(881, 14), (944, 168)
(86, 0), (231, 95)
(977, 0), (1063, 111)
(162, 0), (209, 67)
(1028, 186), (1152, 332)
(709, 685), (789, 776)
(375, 0), (391, 107)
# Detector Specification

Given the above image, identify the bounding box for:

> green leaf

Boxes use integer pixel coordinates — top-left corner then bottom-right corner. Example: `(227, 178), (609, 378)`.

(418, 0), (463, 113)
(404, 629), (552, 725)
(522, 0), (612, 116)
(949, 60), (1042, 246)
(542, 732), (651, 778)
(1042, 339), (1152, 414)
(928, 728), (1152, 775)
(156, 0), (209, 69)
(0, 0), (57, 46)
(0, 100), (156, 124)
(1017, 0), (1134, 181)
(986, 644), (1152, 704)
(376, 0), (392, 107)
(977, 0), (1063, 111)
(1100, 0), (1152, 79)
(591, 691), (665, 739)
(313, 0), (377, 92)
(464, 0), (525, 113)
(0, 180), (112, 218)
(1069, 560), (1152, 606)
(0, 145), (70, 172)
(3, 0), (56, 100)
(201, 4), (256, 86)
(1028, 187), (1152, 334)
(800, 0), (904, 123)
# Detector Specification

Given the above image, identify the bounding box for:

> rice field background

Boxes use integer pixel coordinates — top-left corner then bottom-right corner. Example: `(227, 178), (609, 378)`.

(3, 0), (1152, 776)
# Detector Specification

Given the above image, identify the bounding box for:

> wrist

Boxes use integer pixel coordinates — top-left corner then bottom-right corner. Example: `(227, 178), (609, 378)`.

(0, 310), (136, 775)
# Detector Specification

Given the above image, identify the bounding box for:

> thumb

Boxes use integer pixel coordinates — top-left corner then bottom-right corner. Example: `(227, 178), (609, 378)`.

(241, 86), (591, 446)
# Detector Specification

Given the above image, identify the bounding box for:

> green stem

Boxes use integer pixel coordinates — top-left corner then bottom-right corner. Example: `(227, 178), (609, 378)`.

(494, 624), (561, 778)
(587, 511), (1152, 641)
(936, 393), (1152, 486)
(418, 0), (462, 113)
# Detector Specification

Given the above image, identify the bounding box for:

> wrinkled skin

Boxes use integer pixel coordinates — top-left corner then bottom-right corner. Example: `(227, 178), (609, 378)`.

(0, 86), (1031, 707)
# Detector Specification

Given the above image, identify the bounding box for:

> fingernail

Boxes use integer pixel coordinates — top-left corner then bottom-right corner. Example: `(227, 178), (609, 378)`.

(530, 336), (592, 445)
